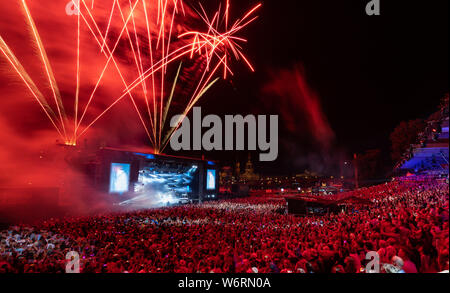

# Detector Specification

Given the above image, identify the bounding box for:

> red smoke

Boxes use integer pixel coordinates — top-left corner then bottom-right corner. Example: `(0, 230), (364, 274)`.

(263, 64), (335, 150)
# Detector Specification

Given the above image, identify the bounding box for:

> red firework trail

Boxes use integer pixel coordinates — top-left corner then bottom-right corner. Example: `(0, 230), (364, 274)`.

(133, 1), (262, 152)
(74, 0), (188, 151)
(73, 0), (155, 146)
(0, 0), (260, 154)
(78, 0), (261, 153)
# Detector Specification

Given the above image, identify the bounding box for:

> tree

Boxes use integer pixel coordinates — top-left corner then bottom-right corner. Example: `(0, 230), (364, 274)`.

(390, 119), (426, 163)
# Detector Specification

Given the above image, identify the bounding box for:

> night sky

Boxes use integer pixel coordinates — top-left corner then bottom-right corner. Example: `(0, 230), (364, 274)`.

(178, 0), (449, 175)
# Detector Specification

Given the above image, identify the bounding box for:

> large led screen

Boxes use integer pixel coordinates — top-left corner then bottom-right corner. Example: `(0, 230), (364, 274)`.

(206, 169), (216, 190)
(109, 163), (131, 194)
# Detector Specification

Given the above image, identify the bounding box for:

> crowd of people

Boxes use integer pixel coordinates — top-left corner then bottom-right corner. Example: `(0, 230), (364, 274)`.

(0, 179), (448, 273)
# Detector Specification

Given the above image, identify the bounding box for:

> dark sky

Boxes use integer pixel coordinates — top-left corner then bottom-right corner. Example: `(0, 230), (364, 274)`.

(167, 0), (449, 175)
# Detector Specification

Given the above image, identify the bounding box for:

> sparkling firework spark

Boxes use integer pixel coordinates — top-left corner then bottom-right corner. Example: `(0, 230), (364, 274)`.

(121, 0), (261, 152)
(0, 0), (260, 154)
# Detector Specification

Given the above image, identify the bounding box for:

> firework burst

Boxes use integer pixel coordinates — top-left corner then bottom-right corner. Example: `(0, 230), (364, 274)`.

(0, 0), (260, 154)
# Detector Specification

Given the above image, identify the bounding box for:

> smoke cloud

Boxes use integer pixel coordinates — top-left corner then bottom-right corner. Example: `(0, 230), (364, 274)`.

(261, 64), (346, 174)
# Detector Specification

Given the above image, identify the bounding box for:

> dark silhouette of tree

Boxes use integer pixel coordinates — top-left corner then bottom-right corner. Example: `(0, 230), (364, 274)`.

(390, 119), (426, 163)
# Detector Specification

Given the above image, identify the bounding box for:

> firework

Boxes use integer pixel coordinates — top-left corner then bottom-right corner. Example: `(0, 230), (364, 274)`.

(0, 35), (63, 139)
(73, 0), (190, 151)
(22, 0), (68, 140)
(153, 1), (262, 152)
(0, 0), (260, 154)
(116, 1), (261, 152)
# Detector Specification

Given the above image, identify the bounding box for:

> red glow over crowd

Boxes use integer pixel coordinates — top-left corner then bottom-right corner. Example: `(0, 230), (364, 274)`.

(0, 179), (448, 273)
